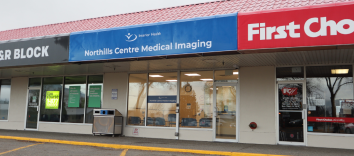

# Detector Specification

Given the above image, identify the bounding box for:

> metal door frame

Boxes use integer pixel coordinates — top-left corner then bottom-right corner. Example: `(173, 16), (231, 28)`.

(24, 87), (42, 130)
(276, 81), (307, 146)
(212, 82), (239, 142)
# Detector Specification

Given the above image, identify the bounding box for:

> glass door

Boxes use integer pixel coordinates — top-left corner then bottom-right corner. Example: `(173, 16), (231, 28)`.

(278, 82), (306, 145)
(213, 83), (237, 142)
(25, 89), (41, 130)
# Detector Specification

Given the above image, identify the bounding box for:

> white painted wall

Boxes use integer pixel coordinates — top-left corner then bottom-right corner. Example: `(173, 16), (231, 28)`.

(239, 66), (277, 145)
(0, 0), (216, 31)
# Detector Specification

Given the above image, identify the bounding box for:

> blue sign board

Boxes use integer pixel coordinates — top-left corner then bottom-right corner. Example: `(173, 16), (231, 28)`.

(148, 96), (177, 103)
(69, 13), (238, 62)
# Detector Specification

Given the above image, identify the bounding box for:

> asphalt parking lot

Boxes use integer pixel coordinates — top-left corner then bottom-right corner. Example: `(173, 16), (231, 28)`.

(1, 129), (354, 156)
(0, 139), (203, 156)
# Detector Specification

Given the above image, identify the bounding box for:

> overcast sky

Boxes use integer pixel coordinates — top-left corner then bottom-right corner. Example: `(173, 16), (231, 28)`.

(0, 0), (215, 31)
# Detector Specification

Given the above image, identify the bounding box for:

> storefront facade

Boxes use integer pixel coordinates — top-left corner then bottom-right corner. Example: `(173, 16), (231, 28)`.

(1, 0), (354, 150)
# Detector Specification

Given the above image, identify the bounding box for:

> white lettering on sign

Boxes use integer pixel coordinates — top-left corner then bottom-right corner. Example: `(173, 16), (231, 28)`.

(305, 17), (354, 37)
(0, 50), (12, 60)
(248, 17), (354, 40)
(248, 22), (300, 41)
(0, 46), (49, 61)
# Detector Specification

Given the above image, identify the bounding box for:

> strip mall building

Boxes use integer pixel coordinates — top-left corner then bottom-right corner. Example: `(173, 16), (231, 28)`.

(1, 0), (354, 149)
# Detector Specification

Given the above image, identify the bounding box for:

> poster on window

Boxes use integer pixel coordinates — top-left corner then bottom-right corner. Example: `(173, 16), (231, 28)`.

(279, 84), (303, 110)
(88, 85), (102, 108)
(45, 91), (60, 109)
(68, 86), (81, 107)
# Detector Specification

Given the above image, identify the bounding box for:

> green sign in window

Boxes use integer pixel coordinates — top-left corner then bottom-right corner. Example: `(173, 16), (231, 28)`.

(88, 85), (102, 108)
(45, 91), (60, 109)
(68, 86), (81, 108)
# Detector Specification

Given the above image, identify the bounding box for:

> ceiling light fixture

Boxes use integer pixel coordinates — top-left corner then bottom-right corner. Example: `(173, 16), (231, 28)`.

(331, 69), (349, 74)
(185, 73), (201, 76)
(233, 72), (239, 75)
(166, 80), (177, 82)
(200, 78), (213, 81)
(149, 75), (164, 77)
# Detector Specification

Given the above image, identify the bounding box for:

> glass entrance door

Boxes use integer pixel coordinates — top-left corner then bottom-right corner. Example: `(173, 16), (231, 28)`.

(25, 89), (41, 129)
(213, 83), (237, 141)
(278, 82), (306, 144)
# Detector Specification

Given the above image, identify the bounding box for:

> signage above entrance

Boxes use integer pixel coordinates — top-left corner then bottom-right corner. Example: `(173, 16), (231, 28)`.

(69, 13), (238, 62)
(0, 36), (69, 67)
(238, 3), (354, 50)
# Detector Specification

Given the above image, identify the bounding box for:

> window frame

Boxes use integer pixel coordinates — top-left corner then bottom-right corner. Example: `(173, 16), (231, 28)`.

(275, 64), (354, 137)
(0, 79), (11, 121)
(34, 74), (104, 125)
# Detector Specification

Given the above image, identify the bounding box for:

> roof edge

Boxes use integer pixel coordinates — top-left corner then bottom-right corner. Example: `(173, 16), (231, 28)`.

(238, 1), (354, 16)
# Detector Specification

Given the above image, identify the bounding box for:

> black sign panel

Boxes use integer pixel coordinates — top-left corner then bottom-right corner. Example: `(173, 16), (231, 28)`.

(0, 36), (69, 67)
(278, 83), (303, 110)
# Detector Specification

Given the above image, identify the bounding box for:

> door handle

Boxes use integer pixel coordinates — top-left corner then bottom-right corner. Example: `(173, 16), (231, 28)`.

(37, 106), (39, 112)
(302, 110), (305, 120)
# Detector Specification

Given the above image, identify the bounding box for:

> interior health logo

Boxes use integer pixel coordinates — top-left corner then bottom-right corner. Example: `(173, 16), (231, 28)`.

(125, 33), (137, 42)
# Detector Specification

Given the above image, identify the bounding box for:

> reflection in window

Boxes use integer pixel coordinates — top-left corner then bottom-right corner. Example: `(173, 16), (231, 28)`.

(61, 76), (86, 123)
(28, 78), (41, 87)
(127, 74), (147, 126)
(148, 72), (177, 127)
(276, 67), (304, 81)
(180, 71), (213, 128)
(306, 65), (354, 134)
(0, 79), (11, 120)
(40, 77), (62, 122)
(214, 70), (238, 82)
(85, 75), (103, 123)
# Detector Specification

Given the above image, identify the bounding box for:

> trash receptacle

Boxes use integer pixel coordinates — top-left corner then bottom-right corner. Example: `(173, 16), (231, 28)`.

(92, 109), (123, 137)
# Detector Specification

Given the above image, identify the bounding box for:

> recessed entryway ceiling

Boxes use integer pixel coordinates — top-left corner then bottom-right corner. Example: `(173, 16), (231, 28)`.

(1, 49), (353, 78)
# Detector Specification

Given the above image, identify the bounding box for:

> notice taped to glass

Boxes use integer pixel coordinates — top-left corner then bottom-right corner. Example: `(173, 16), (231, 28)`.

(68, 86), (81, 107)
(279, 84), (303, 110)
(88, 85), (102, 108)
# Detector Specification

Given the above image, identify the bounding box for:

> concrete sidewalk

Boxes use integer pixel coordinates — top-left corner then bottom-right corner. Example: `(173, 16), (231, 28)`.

(0, 129), (353, 156)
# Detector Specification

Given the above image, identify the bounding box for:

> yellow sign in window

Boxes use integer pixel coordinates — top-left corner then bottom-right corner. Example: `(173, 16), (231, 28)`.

(45, 91), (60, 109)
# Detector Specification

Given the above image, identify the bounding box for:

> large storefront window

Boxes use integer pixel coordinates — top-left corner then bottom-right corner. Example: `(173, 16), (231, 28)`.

(307, 65), (354, 134)
(61, 76), (86, 123)
(180, 71), (213, 128)
(86, 75), (103, 123)
(148, 72), (177, 127)
(0, 79), (11, 120)
(127, 70), (238, 129)
(40, 77), (63, 122)
(127, 74), (147, 126)
(39, 75), (103, 123)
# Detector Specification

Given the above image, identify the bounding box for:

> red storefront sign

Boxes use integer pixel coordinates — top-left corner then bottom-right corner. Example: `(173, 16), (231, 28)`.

(281, 87), (298, 96)
(238, 3), (354, 50)
(308, 117), (354, 123)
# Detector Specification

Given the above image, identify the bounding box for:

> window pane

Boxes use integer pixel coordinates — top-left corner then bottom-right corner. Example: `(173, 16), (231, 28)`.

(40, 77), (62, 122)
(180, 71), (213, 128)
(148, 72), (177, 127)
(214, 70), (238, 82)
(306, 65), (354, 134)
(61, 76), (86, 123)
(29, 78), (41, 87)
(276, 67), (304, 81)
(86, 75), (103, 123)
(127, 74), (147, 126)
(0, 79), (11, 120)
